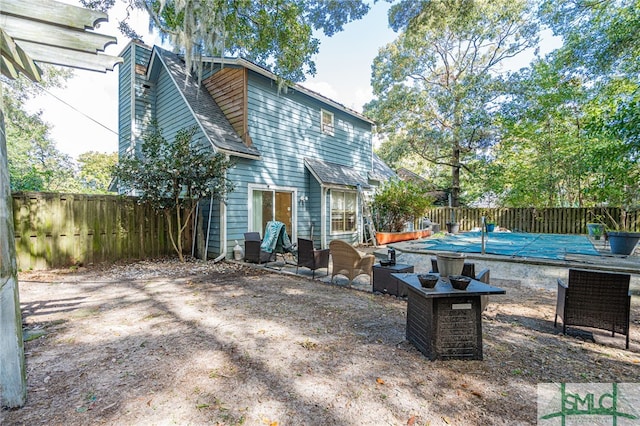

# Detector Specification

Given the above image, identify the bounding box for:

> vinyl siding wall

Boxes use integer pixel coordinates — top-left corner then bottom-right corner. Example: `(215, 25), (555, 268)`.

(124, 47), (373, 258)
(118, 43), (153, 157)
(153, 58), (221, 255)
(223, 71), (372, 253)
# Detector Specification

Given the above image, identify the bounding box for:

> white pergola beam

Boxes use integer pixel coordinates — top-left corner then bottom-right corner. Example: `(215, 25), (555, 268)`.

(0, 0), (108, 30)
(19, 41), (122, 72)
(1, 15), (117, 54)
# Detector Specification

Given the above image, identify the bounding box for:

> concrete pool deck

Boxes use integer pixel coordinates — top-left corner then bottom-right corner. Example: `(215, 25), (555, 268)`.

(387, 235), (640, 295)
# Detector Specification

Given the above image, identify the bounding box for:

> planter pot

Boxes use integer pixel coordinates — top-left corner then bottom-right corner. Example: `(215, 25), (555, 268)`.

(485, 223), (495, 232)
(436, 253), (465, 277)
(586, 223), (604, 239)
(375, 229), (432, 245)
(446, 222), (459, 234)
(607, 231), (640, 255)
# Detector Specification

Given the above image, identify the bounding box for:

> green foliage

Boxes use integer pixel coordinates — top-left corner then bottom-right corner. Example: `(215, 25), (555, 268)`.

(371, 179), (434, 232)
(114, 125), (235, 261)
(89, 0), (369, 82)
(366, 0), (539, 207)
(3, 71), (80, 193)
(77, 151), (118, 193)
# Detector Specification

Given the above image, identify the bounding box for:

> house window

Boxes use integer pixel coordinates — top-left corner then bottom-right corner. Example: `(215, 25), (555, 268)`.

(321, 109), (334, 136)
(331, 190), (357, 233)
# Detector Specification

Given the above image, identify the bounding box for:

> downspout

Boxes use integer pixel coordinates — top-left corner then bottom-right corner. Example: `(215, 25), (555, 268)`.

(321, 185), (327, 249)
(204, 195), (213, 260)
(212, 163), (229, 263)
(191, 201), (199, 258)
(212, 197), (227, 262)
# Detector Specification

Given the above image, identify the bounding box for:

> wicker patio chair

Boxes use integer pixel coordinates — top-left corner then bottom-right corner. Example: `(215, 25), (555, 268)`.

(296, 238), (330, 279)
(555, 268), (631, 349)
(243, 232), (273, 264)
(329, 240), (375, 285)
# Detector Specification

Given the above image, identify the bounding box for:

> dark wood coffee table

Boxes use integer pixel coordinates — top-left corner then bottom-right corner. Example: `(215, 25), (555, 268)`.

(373, 263), (414, 296)
(393, 273), (505, 361)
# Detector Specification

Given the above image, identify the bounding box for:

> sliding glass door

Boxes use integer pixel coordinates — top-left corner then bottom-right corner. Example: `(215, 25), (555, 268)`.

(251, 189), (293, 237)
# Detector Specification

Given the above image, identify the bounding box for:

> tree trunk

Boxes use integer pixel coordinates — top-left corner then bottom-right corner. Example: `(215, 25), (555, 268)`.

(451, 145), (461, 207)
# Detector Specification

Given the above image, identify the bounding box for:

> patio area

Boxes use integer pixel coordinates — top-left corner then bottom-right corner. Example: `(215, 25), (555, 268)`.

(8, 256), (640, 425)
(246, 239), (640, 296)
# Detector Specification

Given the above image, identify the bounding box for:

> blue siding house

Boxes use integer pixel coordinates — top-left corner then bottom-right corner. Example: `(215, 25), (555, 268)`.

(118, 41), (394, 259)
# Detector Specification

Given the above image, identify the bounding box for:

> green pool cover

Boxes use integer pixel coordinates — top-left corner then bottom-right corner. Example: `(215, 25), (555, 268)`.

(420, 232), (600, 260)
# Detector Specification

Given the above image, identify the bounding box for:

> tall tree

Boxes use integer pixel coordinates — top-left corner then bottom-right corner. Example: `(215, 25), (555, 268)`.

(2, 70), (78, 192)
(114, 125), (234, 262)
(366, 0), (539, 206)
(77, 151), (118, 193)
(539, 0), (640, 154)
(537, 0), (640, 210)
(489, 59), (592, 207)
(84, 0), (370, 82)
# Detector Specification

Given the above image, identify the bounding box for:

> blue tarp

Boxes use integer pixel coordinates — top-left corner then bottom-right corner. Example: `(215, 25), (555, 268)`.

(420, 232), (600, 260)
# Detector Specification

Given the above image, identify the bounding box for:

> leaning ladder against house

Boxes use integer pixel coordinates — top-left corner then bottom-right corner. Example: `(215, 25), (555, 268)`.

(358, 185), (376, 246)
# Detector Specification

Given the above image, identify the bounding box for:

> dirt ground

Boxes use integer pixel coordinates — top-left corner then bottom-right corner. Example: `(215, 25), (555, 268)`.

(3, 257), (640, 425)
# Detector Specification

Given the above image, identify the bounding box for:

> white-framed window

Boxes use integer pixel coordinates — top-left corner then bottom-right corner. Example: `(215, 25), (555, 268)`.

(331, 190), (357, 233)
(321, 109), (334, 136)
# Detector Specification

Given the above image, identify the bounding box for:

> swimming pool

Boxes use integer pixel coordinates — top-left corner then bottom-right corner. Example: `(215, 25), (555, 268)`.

(418, 232), (601, 260)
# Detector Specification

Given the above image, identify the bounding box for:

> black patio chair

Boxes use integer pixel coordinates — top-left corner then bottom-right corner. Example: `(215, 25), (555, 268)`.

(555, 268), (631, 349)
(296, 238), (330, 279)
(243, 232), (273, 264)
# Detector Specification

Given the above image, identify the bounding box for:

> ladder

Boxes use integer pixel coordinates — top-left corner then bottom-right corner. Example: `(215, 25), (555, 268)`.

(358, 184), (377, 246)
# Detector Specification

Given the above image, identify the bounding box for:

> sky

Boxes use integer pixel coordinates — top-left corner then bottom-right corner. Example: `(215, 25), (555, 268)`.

(24, 1), (559, 160)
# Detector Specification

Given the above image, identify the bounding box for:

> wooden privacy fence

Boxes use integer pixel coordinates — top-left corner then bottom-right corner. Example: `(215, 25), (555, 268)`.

(423, 207), (640, 234)
(12, 192), (190, 270)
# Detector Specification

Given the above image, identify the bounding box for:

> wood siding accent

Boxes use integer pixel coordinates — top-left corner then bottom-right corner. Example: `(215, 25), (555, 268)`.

(12, 192), (191, 270)
(422, 207), (640, 234)
(203, 67), (249, 144)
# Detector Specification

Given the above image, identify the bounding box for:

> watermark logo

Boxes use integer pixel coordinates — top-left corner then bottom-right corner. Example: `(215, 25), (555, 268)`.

(538, 383), (640, 425)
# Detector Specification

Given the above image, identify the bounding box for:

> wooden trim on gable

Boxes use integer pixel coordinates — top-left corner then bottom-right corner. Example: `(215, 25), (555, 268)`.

(243, 68), (250, 146)
(203, 67), (252, 146)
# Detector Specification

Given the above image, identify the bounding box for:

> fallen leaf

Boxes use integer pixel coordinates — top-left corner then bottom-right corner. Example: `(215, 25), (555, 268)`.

(471, 390), (483, 398)
(406, 415), (416, 425)
(461, 383), (468, 388)
(376, 377), (385, 385)
(442, 416), (451, 424)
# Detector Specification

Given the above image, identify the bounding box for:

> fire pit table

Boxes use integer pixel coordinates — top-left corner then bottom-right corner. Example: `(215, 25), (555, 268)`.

(392, 273), (505, 361)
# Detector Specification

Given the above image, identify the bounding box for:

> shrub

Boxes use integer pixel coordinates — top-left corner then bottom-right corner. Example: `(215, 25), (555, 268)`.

(371, 180), (434, 232)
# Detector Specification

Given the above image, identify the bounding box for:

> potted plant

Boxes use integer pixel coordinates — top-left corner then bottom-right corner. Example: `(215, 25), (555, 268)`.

(485, 219), (496, 233)
(586, 223), (604, 240)
(600, 180), (640, 255)
(605, 211), (640, 255)
(371, 180), (434, 244)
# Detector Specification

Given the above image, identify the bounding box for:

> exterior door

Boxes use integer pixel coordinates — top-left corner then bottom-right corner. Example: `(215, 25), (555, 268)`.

(251, 189), (294, 238)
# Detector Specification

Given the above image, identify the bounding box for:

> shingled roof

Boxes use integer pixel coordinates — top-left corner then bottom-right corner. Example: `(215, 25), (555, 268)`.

(369, 153), (396, 182)
(304, 158), (370, 189)
(151, 47), (261, 159)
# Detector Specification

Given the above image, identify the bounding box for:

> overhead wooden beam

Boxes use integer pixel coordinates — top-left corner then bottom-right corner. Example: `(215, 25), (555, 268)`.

(19, 41), (122, 72)
(1, 15), (117, 54)
(0, 0), (108, 30)
(0, 56), (19, 79)
(0, 0), (122, 79)
(0, 28), (41, 81)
